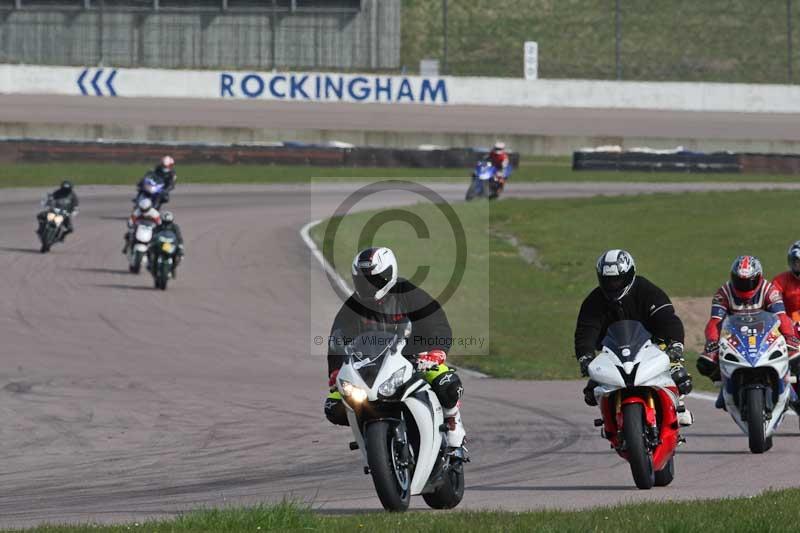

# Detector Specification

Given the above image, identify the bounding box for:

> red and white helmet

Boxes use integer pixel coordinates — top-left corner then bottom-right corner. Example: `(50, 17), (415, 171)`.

(159, 155), (175, 172)
(352, 247), (398, 301)
(492, 141), (506, 153)
(730, 255), (763, 299)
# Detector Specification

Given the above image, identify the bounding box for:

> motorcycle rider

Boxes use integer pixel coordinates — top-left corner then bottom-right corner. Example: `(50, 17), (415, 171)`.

(697, 255), (800, 389)
(137, 156), (177, 205)
(771, 243), (800, 412)
(324, 247), (467, 455)
(575, 249), (694, 426)
(152, 211), (184, 278)
(37, 180), (79, 241)
(487, 141), (510, 188)
(122, 197), (161, 255)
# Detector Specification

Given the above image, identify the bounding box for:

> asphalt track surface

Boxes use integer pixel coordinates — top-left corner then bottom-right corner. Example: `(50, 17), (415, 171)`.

(5, 94), (800, 140)
(5, 181), (800, 528)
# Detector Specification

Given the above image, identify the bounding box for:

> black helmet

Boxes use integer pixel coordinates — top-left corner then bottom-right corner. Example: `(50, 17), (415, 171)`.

(789, 242), (800, 278)
(60, 180), (73, 191)
(596, 249), (636, 301)
(162, 211), (175, 224)
(351, 247), (398, 301)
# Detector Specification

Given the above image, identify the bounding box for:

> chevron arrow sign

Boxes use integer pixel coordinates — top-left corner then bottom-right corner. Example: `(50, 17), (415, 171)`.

(77, 68), (118, 97)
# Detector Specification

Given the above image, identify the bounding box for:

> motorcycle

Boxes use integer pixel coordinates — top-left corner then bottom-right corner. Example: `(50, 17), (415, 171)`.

(127, 219), (157, 274)
(336, 322), (465, 512)
(718, 310), (795, 454)
(38, 205), (68, 253)
(134, 176), (167, 209)
(465, 159), (511, 201)
(148, 230), (178, 290)
(588, 320), (681, 489)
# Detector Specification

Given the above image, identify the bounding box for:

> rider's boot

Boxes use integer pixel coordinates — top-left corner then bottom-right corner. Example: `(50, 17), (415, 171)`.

(715, 388), (726, 410)
(122, 233), (130, 254)
(677, 395), (694, 427)
(443, 405), (468, 461)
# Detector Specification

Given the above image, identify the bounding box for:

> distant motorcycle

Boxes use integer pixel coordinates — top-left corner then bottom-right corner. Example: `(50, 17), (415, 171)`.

(134, 176), (167, 209)
(148, 229), (179, 290)
(37, 195), (75, 253)
(588, 320), (682, 489)
(38, 206), (68, 253)
(127, 219), (157, 274)
(465, 159), (511, 201)
(718, 310), (795, 453)
(335, 321), (465, 512)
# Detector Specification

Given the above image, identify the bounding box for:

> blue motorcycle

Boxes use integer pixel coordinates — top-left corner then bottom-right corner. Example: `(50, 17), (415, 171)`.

(134, 175), (168, 209)
(465, 159), (511, 201)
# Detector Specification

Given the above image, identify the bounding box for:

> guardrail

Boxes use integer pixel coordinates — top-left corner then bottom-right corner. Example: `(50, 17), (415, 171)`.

(0, 138), (520, 168)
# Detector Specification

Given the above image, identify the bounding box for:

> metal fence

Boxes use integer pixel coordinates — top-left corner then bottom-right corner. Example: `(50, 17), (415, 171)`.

(0, 0), (400, 71)
(401, 0), (800, 84)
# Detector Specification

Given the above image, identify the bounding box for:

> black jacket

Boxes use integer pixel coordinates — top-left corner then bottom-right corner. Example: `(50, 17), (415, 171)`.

(327, 278), (452, 374)
(574, 276), (684, 359)
(50, 188), (79, 213)
(159, 221), (184, 246)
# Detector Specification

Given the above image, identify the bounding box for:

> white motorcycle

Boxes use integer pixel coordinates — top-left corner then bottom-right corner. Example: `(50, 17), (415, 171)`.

(335, 322), (465, 512)
(718, 310), (795, 453)
(588, 320), (682, 489)
(127, 220), (156, 274)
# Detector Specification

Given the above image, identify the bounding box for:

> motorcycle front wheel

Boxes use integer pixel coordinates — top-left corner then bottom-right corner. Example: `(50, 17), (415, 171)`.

(746, 388), (769, 454)
(366, 420), (411, 512)
(623, 402), (655, 489)
(129, 250), (142, 274)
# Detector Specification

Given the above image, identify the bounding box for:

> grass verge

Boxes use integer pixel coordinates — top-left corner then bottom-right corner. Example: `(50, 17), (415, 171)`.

(1, 161), (799, 188)
(18, 488), (800, 532)
(311, 191), (800, 386)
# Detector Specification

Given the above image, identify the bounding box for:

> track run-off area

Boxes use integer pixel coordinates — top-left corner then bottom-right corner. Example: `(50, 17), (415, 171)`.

(4, 182), (800, 528)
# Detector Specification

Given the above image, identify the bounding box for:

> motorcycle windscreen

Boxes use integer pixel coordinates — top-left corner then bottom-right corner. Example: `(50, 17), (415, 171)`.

(601, 320), (652, 363)
(156, 230), (177, 243)
(345, 331), (399, 388)
(721, 310), (779, 363)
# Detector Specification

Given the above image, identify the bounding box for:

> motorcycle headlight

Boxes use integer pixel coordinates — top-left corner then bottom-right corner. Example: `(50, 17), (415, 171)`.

(46, 212), (55, 221)
(340, 380), (367, 404)
(161, 242), (175, 253)
(378, 367), (406, 397)
(53, 215), (64, 224)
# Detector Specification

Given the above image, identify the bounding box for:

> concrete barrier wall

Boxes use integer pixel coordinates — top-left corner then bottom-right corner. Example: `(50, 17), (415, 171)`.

(5, 64), (800, 113)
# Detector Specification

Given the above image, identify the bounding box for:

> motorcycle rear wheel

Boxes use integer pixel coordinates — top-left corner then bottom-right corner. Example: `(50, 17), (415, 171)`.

(622, 402), (655, 489)
(654, 457), (675, 487)
(366, 421), (411, 512)
(422, 460), (464, 509)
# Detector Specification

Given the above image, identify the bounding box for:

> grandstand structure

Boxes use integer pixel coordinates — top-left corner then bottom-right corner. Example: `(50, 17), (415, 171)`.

(0, 0), (399, 71)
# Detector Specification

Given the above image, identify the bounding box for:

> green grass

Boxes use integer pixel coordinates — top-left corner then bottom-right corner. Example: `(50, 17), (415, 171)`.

(312, 191), (800, 381)
(402, 0), (797, 83)
(18, 489), (800, 532)
(2, 161), (799, 188)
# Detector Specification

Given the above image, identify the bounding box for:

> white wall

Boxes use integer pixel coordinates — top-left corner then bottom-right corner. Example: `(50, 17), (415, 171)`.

(3, 64), (800, 114)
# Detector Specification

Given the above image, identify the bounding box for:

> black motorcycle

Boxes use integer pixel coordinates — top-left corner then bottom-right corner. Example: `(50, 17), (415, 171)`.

(148, 230), (179, 290)
(37, 196), (74, 253)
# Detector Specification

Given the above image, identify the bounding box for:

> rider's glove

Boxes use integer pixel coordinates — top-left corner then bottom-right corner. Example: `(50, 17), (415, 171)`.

(416, 350), (447, 372)
(578, 353), (595, 377)
(665, 341), (685, 363)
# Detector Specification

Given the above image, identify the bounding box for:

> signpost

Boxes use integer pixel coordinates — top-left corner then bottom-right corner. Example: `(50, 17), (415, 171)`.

(524, 41), (538, 80)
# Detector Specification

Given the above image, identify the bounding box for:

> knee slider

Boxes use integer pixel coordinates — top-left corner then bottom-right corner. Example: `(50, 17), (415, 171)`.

(431, 371), (463, 409)
(324, 394), (349, 426)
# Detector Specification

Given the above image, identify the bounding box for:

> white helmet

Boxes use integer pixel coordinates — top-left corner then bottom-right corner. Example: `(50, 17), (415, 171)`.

(492, 141), (506, 151)
(352, 247), (398, 301)
(596, 249), (636, 301)
(138, 197), (153, 211)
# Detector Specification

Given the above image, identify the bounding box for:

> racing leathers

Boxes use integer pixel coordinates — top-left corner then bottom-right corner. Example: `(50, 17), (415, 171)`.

(575, 276), (693, 413)
(122, 206), (161, 254)
(324, 278), (466, 449)
(152, 220), (184, 276)
(698, 280), (799, 381)
(772, 271), (800, 331)
(38, 187), (79, 239)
